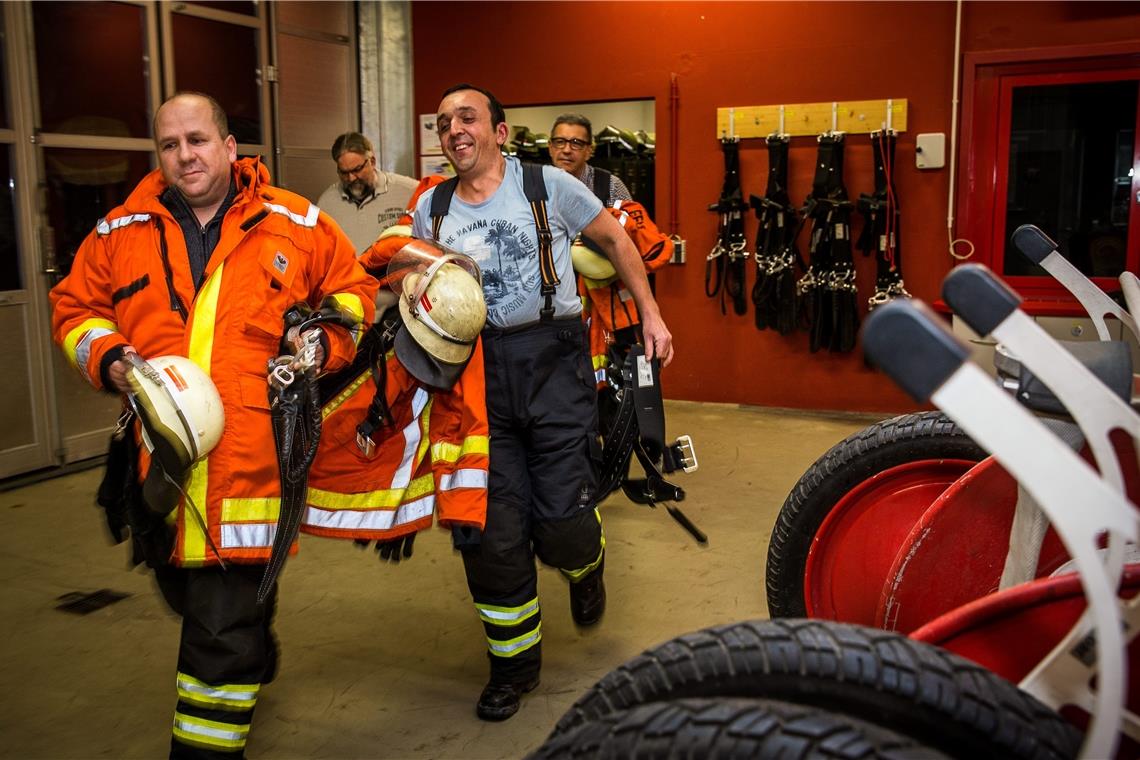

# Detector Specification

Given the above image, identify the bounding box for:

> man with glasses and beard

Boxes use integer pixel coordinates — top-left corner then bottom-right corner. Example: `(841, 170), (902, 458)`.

(318, 131), (418, 255)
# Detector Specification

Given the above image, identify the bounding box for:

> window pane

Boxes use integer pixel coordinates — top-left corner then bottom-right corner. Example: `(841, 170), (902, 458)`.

(1004, 79), (1137, 278)
(0, 13), (9, 130)
(187, 1), (257, 16)
(43, 149), (152, 280)
(0, 147), (17, 291)
(172, 14), (261, 144)
(33, 2), (150, 138)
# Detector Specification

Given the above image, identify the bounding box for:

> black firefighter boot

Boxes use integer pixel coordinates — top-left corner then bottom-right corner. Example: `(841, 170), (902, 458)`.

(569, 554), (606, 627)
(476, 650), (540, 721)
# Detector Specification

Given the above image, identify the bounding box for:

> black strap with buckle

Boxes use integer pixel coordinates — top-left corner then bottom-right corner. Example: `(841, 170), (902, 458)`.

(749, 135), (805, 335)
(706, 138), (750, 316)
(857, 130), (909, 310)
(797, 133), (858, 353)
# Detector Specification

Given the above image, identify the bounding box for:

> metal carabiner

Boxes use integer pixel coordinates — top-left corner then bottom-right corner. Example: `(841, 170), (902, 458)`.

(268, 356), (296, 391)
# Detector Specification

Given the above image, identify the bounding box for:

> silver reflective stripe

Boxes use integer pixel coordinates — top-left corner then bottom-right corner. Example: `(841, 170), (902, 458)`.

(220, 522), (275, 548)
(263, 201), (319, 228)
(303, 495), (434, 531)
(173, 716), (248, 742)
(75, 327), (114, 382)
(476, 598), (539, 624)
(392, 388), (429, 489)
(594, 367), (606, 384)
(176, 675), (257, 704)
(439, 468), (487, 491)
(96, 213), (151, 236)
(487, 626), (541, 656)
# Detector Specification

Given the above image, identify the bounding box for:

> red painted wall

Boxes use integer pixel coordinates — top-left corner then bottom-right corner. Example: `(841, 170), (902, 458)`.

(411, 1), (1140, 413)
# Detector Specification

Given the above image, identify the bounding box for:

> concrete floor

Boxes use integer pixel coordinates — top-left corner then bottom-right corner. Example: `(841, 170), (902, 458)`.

(0, 401), (883, 760)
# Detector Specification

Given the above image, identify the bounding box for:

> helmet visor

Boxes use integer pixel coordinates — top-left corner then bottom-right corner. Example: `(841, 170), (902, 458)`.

(386, 239), (481, 296)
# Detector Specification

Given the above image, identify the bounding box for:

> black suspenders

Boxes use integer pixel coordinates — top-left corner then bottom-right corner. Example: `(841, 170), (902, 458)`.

(430, 164), (559, 322)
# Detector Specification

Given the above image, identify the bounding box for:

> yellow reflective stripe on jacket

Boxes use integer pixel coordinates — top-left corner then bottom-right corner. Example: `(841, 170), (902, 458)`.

(178, 263), (224, 565)
(591, 353), (607, 384)
(431, 435), (489, 464)
(487, 622), (542, 657)
(176, 672), (259, 710)
(322, 370), (371, 419)
(217, 497), (279, 549)
(307, 473), (434, 510)
(329, 292), (366, 345)
(62, 317), (117, 371)
(172, 712), (250, 751)
(476, 597), (539, 626)
(221, 497), (280, 522)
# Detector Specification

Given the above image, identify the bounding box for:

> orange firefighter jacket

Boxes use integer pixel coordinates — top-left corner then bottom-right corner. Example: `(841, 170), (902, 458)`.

(301, 339), (488, 540)
(50, 158), (376, 567)
(305, 174), (487, 540)
(580, 199), (673, 385)
(357, 174), (449, 278)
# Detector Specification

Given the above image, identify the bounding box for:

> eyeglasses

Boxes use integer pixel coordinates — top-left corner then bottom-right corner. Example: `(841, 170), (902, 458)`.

(550, 137), (590, 151)
(337, 158), (371, 179)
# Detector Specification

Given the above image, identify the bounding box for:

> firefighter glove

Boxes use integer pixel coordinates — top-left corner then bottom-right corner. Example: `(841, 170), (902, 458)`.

(375, 533), (415, 563)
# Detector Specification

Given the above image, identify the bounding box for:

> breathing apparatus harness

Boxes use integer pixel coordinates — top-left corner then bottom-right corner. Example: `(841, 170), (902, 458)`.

(749, 134), (807, 335)
(797, 132), (859, 353)
(706, 137), (750, 316)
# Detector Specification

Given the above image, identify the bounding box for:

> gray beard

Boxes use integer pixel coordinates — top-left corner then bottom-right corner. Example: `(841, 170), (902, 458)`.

(344, 180), (372, 202)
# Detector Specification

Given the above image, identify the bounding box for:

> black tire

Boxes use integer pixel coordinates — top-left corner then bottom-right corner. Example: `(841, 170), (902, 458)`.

(530, 698), (947, 760)
(766, 411), (985, 618)
(551, 619), (1081, 760)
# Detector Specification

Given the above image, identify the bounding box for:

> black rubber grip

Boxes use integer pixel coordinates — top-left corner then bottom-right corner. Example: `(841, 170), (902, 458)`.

(942, 263), (1022, 336)
(862, 299), (971, 402)
(1011, 224), (1058, 264)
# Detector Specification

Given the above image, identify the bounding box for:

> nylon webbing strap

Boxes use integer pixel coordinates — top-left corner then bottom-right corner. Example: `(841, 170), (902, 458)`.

(706, 138), (750, 316)
(856, 131), (908, 309)
(749, 135), (804, 335)
(796, 133), (858, 353)
(354, 318), (400, 455)
(429, 177), (459, 241)
(522, 163), (558, 321)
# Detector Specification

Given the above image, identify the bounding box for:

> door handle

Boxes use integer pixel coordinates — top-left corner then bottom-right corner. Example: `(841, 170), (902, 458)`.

(40, 225), (58, 276)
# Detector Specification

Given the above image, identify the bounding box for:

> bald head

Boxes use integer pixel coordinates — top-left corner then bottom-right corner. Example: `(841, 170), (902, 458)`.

(154, 92), (229, 145)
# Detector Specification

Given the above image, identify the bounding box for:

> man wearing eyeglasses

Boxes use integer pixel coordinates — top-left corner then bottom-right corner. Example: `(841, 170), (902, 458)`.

(548, 114), (632, 203)
(318, 131), (418, 255)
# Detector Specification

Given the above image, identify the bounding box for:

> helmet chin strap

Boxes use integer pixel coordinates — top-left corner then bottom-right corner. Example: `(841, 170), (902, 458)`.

(125, 353), (200, 461)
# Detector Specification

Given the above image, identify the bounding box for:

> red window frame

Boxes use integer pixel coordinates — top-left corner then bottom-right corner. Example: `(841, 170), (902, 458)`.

(958, 45), (1140, 315)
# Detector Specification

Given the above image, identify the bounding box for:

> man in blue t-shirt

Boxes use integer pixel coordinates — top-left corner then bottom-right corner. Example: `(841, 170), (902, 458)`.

(412, 83), (673, 722)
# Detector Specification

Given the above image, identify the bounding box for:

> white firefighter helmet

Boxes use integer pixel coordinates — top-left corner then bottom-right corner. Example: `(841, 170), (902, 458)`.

(388, 239), (486, 366)
(127, 354), (224, 471)
(571, 239), (617, 282)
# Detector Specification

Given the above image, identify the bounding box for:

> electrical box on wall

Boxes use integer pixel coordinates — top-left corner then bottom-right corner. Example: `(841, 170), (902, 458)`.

(915, 133), (946, 169)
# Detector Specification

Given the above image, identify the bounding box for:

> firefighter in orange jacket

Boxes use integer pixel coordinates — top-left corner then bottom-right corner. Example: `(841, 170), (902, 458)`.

(50, 92), (374, 759)
(302, 230), (489, 552)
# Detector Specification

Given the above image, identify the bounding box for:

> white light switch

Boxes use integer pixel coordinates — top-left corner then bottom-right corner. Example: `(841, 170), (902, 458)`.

(915, 133), (946, 170)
